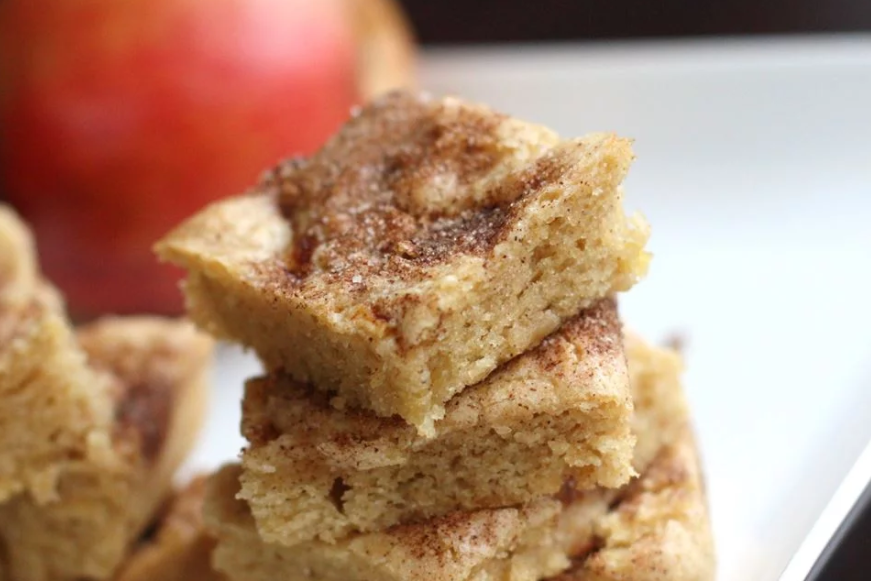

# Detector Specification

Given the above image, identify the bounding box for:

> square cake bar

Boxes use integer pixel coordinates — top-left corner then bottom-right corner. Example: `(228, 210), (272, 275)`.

(0, 205), (117, 505)
(204, 343), (704, 581)
(207, 463), (610, 581)
(157, 91), (649, 432)
(0, 205), (213, 581)
(0, 316), (212, 581)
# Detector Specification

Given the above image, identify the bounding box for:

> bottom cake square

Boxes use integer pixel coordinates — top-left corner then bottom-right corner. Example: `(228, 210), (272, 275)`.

(206, 463), (610, 581)
(200, 334), (709, 581)
(202, 424), (711, 581)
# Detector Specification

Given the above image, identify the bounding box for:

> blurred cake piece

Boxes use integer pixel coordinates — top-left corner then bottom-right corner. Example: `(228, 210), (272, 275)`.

(116, 476), (226, 581)
(0, 316), (211, 581)
(77, 316), (213, 534)
(238, 299), (634, 545)
(157, 91), (649, 432)
(0, 205), (116, 504)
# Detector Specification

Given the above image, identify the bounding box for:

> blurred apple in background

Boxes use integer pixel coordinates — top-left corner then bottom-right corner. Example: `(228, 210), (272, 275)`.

(0, 0), (415, 318)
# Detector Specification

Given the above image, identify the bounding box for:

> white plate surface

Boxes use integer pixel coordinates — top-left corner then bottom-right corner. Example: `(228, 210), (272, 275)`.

(183, 36), (871, 581)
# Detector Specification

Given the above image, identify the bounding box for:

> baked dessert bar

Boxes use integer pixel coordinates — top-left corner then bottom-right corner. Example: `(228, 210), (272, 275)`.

(158, 428), (711, 581)
(0, 205), (116, 504)
(116, 476), (226, 581)
(133, 437), (711, 581)
(77, 316), (213, 528)
(203, 334), (691, 581)
(0, 316), (212, 581)
(549, 425), (715, 581)
(204, 360), (701, 581)
(157, 91), (650, 432)
(238, 299), (635, 545)
(206, 463), (610, 581)
(115, 425), (710, 581)
(0, 288), (115, 504)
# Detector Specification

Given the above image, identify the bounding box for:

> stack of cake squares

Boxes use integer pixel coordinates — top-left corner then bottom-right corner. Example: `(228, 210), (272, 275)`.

(157, 91), (715, 581)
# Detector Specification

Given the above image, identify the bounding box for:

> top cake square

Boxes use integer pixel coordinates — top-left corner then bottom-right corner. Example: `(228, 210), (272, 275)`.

(157, 91), (649, 432)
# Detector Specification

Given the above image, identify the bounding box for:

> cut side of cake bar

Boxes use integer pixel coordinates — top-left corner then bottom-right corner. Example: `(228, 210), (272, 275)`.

(206, 463), (611, 581)
(238, 299), (635, 545)
(623, 331), (688, 475)
(120, 425), (712, 581)
(169, 426), (712, 581)
(204, 406), (708, 581)
(157, 91), (649, 433)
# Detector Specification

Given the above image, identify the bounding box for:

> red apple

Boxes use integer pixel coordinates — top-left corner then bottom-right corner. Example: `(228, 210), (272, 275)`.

(0, 0), (414, 317)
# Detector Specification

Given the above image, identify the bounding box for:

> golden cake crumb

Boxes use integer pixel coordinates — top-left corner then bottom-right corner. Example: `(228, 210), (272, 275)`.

(206, 464), (608, 581)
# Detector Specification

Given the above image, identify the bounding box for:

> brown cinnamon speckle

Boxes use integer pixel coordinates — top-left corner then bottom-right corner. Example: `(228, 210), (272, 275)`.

(268, 91), (566, 282)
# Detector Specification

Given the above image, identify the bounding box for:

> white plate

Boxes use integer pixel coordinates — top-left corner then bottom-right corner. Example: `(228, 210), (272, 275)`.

(182, 36), (871, 581)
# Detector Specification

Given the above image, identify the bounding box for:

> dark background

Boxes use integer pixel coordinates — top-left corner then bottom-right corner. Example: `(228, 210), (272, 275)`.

(398, 0), (871, 44)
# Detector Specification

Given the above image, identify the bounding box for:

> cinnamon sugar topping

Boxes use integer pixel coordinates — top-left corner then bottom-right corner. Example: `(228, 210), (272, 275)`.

(266, 91), (562, 279)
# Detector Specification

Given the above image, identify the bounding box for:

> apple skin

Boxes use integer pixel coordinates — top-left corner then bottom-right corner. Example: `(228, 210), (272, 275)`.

(0, 0), (361, 317)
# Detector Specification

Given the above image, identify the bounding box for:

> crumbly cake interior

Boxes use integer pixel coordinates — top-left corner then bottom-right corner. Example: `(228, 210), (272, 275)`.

(157, 91), (650, 432)
(0, 299), (117, 505)
(238, 299), (634, 545)
(0, 316), (211, 581)
(206, 464), (610, 581)
(205, 415), (710, 581)
(0, 465), (141, 581)
(0, 206), (115, 505)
